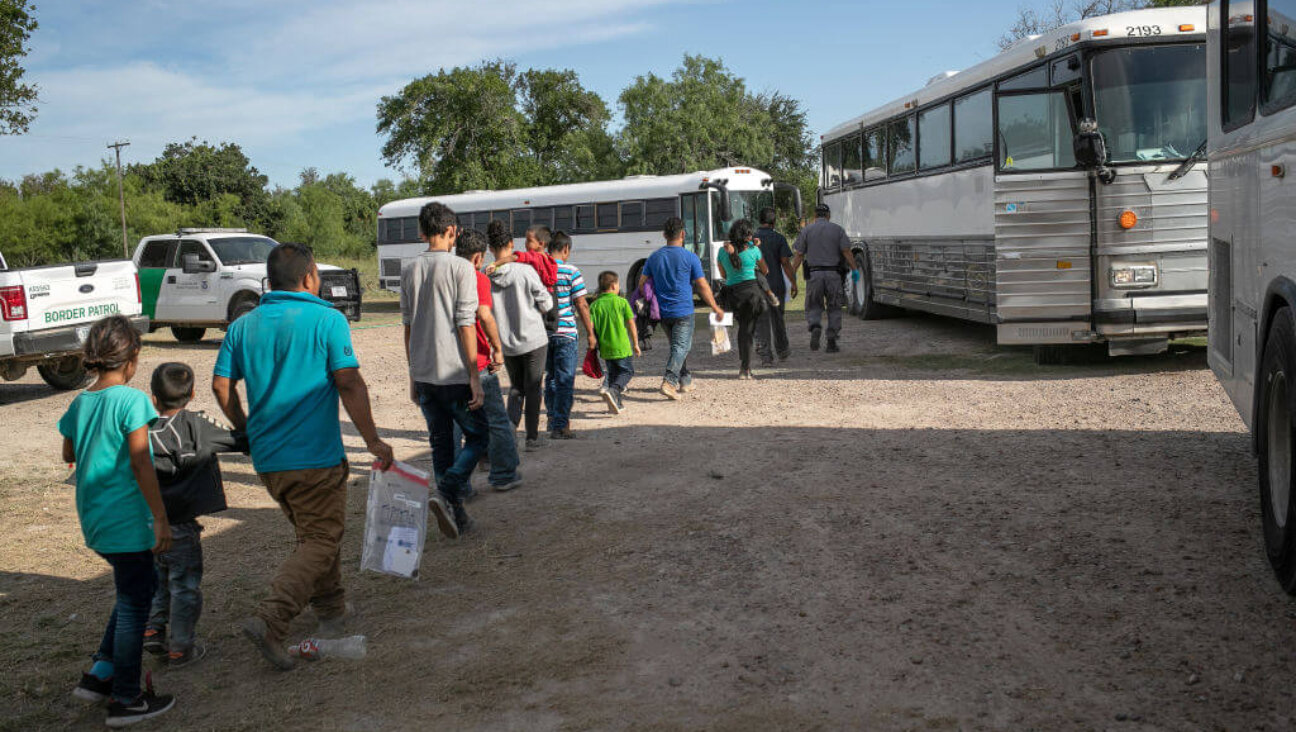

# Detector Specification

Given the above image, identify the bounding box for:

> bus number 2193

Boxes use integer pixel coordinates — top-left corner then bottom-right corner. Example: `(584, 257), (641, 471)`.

(1127, 25), (1162, 37)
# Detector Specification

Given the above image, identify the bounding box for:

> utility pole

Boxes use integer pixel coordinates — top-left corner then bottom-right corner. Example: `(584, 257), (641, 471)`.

(107, 140), (130, 259)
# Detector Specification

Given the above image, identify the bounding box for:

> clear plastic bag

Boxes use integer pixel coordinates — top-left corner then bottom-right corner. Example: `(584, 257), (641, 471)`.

(360, 461), (429, 580)
(711, 324), (732, 355)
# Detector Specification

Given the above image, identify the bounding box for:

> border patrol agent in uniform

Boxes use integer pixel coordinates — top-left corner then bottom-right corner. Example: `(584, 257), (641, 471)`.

(790, 203), (857, 353)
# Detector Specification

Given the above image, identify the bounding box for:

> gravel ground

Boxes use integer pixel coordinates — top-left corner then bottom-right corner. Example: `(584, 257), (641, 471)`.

(2, 304), (1293, 730)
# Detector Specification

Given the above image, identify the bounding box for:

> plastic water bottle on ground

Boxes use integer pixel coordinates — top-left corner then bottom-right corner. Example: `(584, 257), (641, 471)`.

(287, 635), (367, 661)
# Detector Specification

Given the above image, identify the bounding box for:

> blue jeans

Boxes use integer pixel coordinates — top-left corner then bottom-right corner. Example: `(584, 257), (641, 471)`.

(544, 335), (578, 431)
(661, 316), (695, 388)
(605, 357), (634, 394)
(415, 381), (489, 507)
(454, 369), (519, 487)
(146, 521), (203, 653)
(95, 550), (157, 703)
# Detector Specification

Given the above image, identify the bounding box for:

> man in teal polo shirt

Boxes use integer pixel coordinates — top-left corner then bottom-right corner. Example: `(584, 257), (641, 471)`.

(212, 242), (392, 671)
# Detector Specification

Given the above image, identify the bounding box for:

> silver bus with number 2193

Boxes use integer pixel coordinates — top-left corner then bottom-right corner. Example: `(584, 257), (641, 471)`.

(820, 6), (1210, 364)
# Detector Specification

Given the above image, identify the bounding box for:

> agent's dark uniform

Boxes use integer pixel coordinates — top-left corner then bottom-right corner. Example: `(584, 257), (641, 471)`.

(792, 214), (853, 348)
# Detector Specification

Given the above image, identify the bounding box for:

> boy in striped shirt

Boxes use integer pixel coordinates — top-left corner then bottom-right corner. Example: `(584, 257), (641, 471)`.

(543, 231), (596, 439)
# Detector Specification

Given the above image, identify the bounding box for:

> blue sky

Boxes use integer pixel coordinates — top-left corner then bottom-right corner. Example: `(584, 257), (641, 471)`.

(0, 0), (1035, 188)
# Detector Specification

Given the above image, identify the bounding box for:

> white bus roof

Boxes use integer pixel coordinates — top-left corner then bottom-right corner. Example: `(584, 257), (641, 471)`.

(821, 6), (1208, 142)
(378, 166), (772, 218)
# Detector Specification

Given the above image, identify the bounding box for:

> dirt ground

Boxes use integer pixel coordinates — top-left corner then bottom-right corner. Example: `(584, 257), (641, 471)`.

(2, 302), (1294, 730)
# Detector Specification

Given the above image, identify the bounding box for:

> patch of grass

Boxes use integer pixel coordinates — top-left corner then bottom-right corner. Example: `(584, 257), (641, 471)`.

(326, 255), (397, 301)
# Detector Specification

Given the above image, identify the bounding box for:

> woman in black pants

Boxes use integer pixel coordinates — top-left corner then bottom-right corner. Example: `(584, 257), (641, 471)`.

(718, 219), (771, 380)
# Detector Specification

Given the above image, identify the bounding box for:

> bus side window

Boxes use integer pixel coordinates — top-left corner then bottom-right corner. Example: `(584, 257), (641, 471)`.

(1224, 0), (1258, 128)
(644, 198), (675, 228)
(954, 88), (993, 163)
(842, 133), (863, 185)
(1265, 0), (1296, 111)
(554, 206), (573, 232)
(864, 127), (887, 181)
(576, 205), (595, 232)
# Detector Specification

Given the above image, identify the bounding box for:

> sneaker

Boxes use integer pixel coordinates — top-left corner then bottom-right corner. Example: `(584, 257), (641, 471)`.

(165, 641), (207, 670)
(105, 685), (176, 728)
(738, 370), (753, 381)
(142, 628), (166, 656)
(453, 504), (475, 535)
(493, 473), (523, 492)
(72, 672), (112, 705)
(826, 338), (840, 354)
(777, 351), (790, 361)
(602, 390), (621, 414)
(524, 437), (540, 452)
(810, 326), (822, 351)
(597, 383), (609, 395)
(614, 392), (626, 412)
(550, 428), (575, 440)
(239, 616), (295, 672)
(660, 381), (679, 400)
(678, 381), (694, 393)
(429, 493), (459, 539)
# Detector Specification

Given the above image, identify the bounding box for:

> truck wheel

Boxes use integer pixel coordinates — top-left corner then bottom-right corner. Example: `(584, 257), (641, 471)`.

(1258, 307), (1296, 593)
(171, 327), (206, 343)
(228, 293), (259, 323)
(38, 357), (91, 390)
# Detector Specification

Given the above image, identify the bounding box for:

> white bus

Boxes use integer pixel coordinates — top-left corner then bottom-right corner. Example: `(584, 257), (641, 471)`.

(1206, 0), (1296, 591)
(375, 168), (802, 294)
(820, 7), (1210, 363)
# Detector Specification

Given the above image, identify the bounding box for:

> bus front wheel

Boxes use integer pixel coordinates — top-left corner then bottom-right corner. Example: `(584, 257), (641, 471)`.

(1258, 306), (1296, 594)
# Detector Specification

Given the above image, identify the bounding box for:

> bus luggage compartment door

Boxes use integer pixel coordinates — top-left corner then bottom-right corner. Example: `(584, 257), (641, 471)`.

(994, 173), (1093, 344)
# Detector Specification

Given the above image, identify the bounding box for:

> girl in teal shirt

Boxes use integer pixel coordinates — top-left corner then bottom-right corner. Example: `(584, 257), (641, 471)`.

(60, 315), (176, 725)
(718, 219), (775, 379)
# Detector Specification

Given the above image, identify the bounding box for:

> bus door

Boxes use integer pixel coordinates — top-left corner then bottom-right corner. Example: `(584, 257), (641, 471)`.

(679, 192), (710, 271)
(993, 58), (1092, 345)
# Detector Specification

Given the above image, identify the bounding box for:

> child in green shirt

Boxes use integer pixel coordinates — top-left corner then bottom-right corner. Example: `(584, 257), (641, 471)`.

(588, 271), (640, 414)
(60, 315), (176, 726)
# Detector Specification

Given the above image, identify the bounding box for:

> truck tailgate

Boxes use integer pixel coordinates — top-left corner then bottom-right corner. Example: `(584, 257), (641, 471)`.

(20, 261), (142, 333)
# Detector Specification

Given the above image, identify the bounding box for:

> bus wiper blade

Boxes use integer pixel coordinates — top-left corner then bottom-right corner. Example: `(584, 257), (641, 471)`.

(1168, 139), (1207, 181)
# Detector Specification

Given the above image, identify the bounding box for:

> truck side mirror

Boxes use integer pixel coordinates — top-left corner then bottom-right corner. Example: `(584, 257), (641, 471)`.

(1074, 118), (1108, 169)
(182, 253), (216, 274)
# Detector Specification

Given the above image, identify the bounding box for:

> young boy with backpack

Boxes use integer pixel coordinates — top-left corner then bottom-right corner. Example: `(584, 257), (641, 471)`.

(142, 362), (247, 668)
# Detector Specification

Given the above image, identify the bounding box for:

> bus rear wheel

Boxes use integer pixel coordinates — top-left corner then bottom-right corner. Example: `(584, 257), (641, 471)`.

(171, 327), (206, 343)
(852, 249), (893, 320)
(1258, 307), (1296, 593)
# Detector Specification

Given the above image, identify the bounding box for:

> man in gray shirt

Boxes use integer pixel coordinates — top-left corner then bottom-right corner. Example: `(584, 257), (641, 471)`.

(790, 203), (857, 353)
(401, 201), (485, 537)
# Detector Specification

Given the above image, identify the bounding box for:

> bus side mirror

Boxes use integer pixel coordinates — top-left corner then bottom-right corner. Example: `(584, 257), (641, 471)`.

(1074, 118), (1107, 169)
(772, 181), (804, 220)
(182, 254), (216, 274)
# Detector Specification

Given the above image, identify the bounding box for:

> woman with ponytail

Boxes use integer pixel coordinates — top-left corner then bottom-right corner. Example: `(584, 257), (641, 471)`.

(718, 218), (773, 379)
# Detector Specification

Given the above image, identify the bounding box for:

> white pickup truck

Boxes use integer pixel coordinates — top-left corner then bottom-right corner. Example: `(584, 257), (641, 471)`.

(133, 229), (362, 342)
(0, 251), (149, 390)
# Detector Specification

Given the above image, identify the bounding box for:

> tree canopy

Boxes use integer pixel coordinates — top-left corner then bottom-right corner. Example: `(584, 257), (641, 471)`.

(0, 0), (38, 135)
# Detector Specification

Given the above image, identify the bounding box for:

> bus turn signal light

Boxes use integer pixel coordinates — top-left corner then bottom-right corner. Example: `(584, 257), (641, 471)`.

(1179, 24), (1195, 32)
(1093, 29), (1109, 37)
(1118, 210), (1138, 229)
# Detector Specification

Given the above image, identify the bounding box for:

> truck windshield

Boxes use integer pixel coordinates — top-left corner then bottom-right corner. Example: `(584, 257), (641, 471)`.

(712, 190), (774, 240)
(1091, 44), (1206, 164)
(209, 237), (277, 265)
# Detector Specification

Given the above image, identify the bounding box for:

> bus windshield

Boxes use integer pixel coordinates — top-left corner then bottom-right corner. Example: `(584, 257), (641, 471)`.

(1091, 44), (1206, 163)
(712, 190), (774, 240)
(209, 236), (278, 266)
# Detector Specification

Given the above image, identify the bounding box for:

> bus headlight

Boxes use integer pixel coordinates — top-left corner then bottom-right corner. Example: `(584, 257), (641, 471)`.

(1110, 263), (1157, 288)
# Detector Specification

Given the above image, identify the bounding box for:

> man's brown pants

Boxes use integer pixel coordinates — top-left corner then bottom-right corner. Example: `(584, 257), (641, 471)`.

(256, 462), (349, 641)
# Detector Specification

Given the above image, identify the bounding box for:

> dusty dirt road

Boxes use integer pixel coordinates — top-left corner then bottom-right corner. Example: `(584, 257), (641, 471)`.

(2, 304), (1294, 730)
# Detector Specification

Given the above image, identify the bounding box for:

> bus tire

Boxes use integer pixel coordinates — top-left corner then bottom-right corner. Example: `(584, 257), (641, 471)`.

(171, 327), (206, 343)
(1257, 306), (1296, 593)
(628, 260), (646, 294)
(38, 356), (91, 390)
(228, 292), (260, 323)
(854, 249), (893, 320)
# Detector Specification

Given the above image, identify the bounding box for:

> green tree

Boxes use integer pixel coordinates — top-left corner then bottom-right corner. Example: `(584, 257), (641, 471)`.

(133, 139), (272, 227)
(0, 0), (37, 135)
(376, 61), (616, 193)
(617, 55), (816, 221)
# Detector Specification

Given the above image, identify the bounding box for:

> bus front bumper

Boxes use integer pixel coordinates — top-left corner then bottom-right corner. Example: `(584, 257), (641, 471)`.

(1093, 292), (1207, 336)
